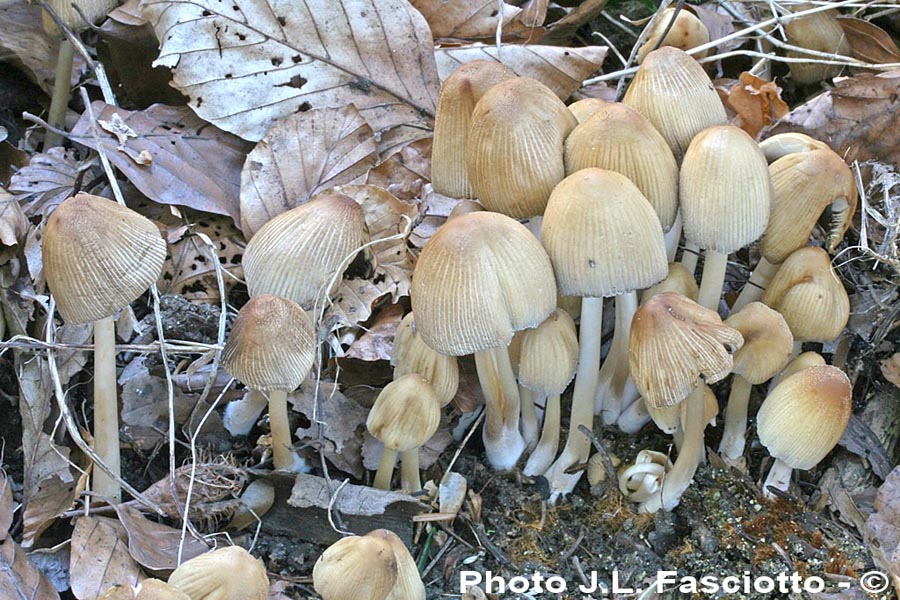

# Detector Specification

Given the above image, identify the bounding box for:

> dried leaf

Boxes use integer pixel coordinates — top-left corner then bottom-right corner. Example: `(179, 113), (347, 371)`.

(239, 105), (377, 236)
(865, 466), (900, 593)
(8, 148), (83, 217)
(344, 303), (404, 362)
(288, 472), (425, 517)
(69, 517), (141, 600)
(541, 0), (608, 44)
(0, 535), (59, 600)
(838, 17), (900, 64)
(366, 137), (432, 203)
(690, 3), (737, 52)
(0, 471), (10, 541)
(881, 353), (900, 388)
(293, 379), (368, 459)
(108, 0), (147, 26)
(0, 188), (26, 265)
(724, 72), (789, 137)
(141, 0), (441, 153)
(411, 0), (524, 40)
(22, 475), (77, 550)
(113, 504), (208, 572)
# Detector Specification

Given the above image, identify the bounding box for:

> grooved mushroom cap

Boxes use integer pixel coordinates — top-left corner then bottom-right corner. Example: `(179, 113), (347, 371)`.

(641, 262), (700, 304)
(370, 530), (426, 600)
(784, 7), (851, 84)
(680, 125), (773, 253)
(43, 0), (118, 35)
(776, 351), (827, 386)
(517, 309), (579, 395)
(367, 374), (441, 452)
(42, 193), (167, 325)
(757, 365), (852, 469)
(725, 302), (794, 384)
(759, 133), (831, 161)
(313, 533), (397, 600)
(623, 46), (727, 160)
(629, 292), (743, 408)
(762, 246), (849, 342)
(392, 312), (459, 406)
(762, 149), (857, 263)
(242, 191), (368, 310)
(637, 7), (710, 63)
(410, 212), (556, 356)
(467, 77), (578, 218)
(168, 546), (269, 600)
(135, 580), (191, 600)
(568, 98), (608, 123)
(541, 168), (668, 297)
(564, 102), (679, 230)
(432, 60), (517, 199)
(222, 295), (316, 392)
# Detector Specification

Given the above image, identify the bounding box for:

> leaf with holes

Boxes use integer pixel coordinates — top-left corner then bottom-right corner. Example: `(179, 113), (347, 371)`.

(8, 148), (83, 217)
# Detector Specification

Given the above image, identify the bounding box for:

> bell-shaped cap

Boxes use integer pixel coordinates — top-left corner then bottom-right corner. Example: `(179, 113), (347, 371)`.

(725, 302), (794, 384)
(784, 7), (851, 84)
(370, 530), (426, 600)
(680, 125), (773, 254)
(641, 262), (699, 304)
(623, 47), (727, 160)
(222, 295), (316, 392)
(392, 312), (459, 406)
(630, 292), (743, 408)
(542, 168), (668, 298)
(313, 533), (397, 600)
(771, 351), (826, 389)
(637, 7), (710, 63)
(568, 98), (608, 123)
(168, 546), (269, 600)
(242, 191), (368, 310)
(565, 102), (679, 231)
(517, 309), (579, 396)
(762, 246), (849, 343)
(757, 365), (851, 470)
(367, 374), (441, 452)
(411, 212), (556, 356)
(42, 193), (167, 325)
(467, 77), (577, 218)
(432, 60), (516, 199)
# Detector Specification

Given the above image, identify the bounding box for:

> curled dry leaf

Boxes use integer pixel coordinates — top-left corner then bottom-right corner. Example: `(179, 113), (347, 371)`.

(838, 17), (900, 65)
(8, 147), (83, 217)
(366, 138), (432, 203)
(722, 72), (789, 138)
(410, 0), (525, 41)
(69, 517), (141, 600)
(112, 504), (208, 572)
(239, 105), (378, 236)
(141, 0), (440, 154)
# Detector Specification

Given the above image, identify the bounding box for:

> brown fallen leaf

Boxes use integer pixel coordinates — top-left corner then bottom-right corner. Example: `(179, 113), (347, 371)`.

(865, 466), (900, 594)
(293, 378), (369, 471)
(113, 504), (208, 573)
(69, 516), (141, 600)
(344, 303), (405, 362)
(838, 17), (900, 64)
(881, 353), (900, 388)
(0, 471), (11, 540)
(0, 188), (27, 266)
(411, 0), (525, 41)
(0, 535), (59, 600)
(8, 147), (83, 217)
(366, 137), (432, 203)
(724, 72), (789, 137)
(541, 0), (608, 44)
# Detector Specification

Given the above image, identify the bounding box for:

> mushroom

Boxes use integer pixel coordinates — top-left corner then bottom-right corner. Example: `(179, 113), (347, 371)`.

(367, 374), (442, 491)
(371, 529), (426, 600)
(770, 351), (826, 390)
(100, 580), (192, 600)
(636, 6), (710, 63)
(168, 546), (269, 600)
(680, 125), (773, 311)
(718, 303), (793, 466)
(784, 5), (852, 84)
(42, 193), (167, 502)
(640, 262), (699, 304)
(391, 312), (459, 407)
(757, 365), (851, 498)
(567, 98), (608, 123)
(222, 295), (316, 471)
(227, 480), (275, 531)
(618, 449), (673, 504)
(540, 168), (668, 498)
(410, 212), (556, 470)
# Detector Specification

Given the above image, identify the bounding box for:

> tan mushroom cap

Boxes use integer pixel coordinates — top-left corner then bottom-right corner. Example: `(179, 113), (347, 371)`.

(784, 7), (851, 85)
(222, 295), (316, 392)
(367, 374), (441, 452)
(637, 7), (710, 63)
(777, 351), (827, 384)
(446, 199), (484, 221)
(564, 102), (679, 231)
(725, 302), (794, 384)
(542, 168), (668, 298)
(623, 46), (727, 160)
(517, 309), (579, 395)
(759, 133), (831, 162)
(42, 193), (166, 325)
(630, 292), (744, 408)
(392, 312), (459, 406)
(568, 98), (608, 123)
(762, 246), (849, 342)
(168, 546), (269, 600)
(370, 530), (426, 600)
(432, 60), (516, 199)
(43, 0), (118, 35)
(680, 125), (773, 254)
(641, 262), (700, 304)
(135, 580), (191, 600)
(757, 365), (851, 470)
(410, 211), (556, 356)
(313, 533), (397, 600)
(242, 191), (368, 310)
(467, 77), (578, 218)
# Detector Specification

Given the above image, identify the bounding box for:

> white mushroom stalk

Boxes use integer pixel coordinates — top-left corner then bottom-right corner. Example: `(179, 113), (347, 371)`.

(596, 292), (641, 424)
(474, 348), (527, 470)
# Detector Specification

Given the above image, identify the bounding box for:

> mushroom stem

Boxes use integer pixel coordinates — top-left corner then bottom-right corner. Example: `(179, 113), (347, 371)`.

(542, 297), (602, 500)
(664, 211), (683, 263)
(92, 315), (121, 502)
(223, 390), (267, 436)
(617, 397), (652, 433)
(718, 375), (753, 464)
(526, 216), (543, 240)
(519, 386), (540, 451)
(266, 389), (295, 471)
(681, 241), (701, 276)
(523, 392), (559, 476)
(731, 257), (780, 312)
(373, 447), (399, 490)
(45, 40), (75, 148)
(697, 250), (728, 311)
(762, 458), (793, 499)
(474, 347), (525, 470)
(399, 449), (421, 492)
(596, 292), (640, 424)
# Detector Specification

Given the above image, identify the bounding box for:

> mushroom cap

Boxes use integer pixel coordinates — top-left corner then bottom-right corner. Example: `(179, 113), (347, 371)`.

(762, 246), (849, 342)
(542, 168), (668, 297)
(467, 77), (578, 218)
(432, 60), (517, 199)
(410, 211), (556, 356)
(517, 309), (579, 395)
(785, 8), (851, 84)
(568, 98), (608, 123)
(43, 0), (118, 35)
(725, 302), (794, 384)
(565, 102), (679, 231)
(370, 530), (426, 600)
(641, 262), (700, 304)
(772, 351), (826, 389)
(630, 292), (743, 408)
(391, 312), (459, 406)
(622, 46), (727, 160)
(762, 149), (857, 264)
(757, 365), (851, 470)
(222, 295), (316, 392)
(313, 534), (397, 600)
(446, 199), (484, 221)
(759, 133), (831, 162)
(135, 580), (192, 600)
(366, 374), (442, 452)
(168, 546), (269, 600)
(42, 193), (167, 325)
(680, 125), (773, 254)
(242, 191), (368, 310)
(637, 7), (710, 63)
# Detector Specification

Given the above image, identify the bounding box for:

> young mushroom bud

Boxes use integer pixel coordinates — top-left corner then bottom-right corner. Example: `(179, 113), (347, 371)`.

(168, 546), (269, 600)
(770, 351), (826, 390)
(313, 532), (397, 600)
(568, 98), (608, 123)
(637, 7), (710, 63)
(392, 312), (459, 406)
(227, 479), (276, 531)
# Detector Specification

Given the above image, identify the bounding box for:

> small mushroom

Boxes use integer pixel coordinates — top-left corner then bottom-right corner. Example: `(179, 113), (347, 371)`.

(371, 529), (426, 600)
(770, 351), (826, 390)
(227, 480), (275, 531)
(168, 546), (269, 600)
(391, 312), (459, 406)
(636, 7), (710, 63)
(567, 98), (608, 123)
(784, 5), (852, 84)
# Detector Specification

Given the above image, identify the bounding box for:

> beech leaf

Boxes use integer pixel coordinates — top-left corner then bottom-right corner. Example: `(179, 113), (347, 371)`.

(838, 17), (900, 65)
(411, 0), (524, 40)
(69, 517), (141, 600)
